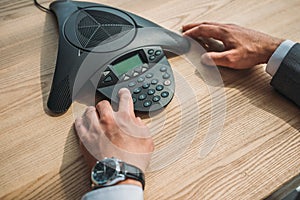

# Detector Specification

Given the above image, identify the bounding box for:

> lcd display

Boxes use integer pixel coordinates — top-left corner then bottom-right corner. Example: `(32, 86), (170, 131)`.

(113, 54), (143, 76)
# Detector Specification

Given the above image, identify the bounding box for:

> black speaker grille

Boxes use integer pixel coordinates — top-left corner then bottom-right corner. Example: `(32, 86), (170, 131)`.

(47, 76), (72, 113)
(76, 10), (135, 48)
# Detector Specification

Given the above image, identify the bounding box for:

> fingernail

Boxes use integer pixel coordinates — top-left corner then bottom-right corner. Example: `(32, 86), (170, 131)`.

(118, 88), (129, 95)
(201, 54), (214, 66)
(181, 25), (185, 32)
(118, 88), (130, 96)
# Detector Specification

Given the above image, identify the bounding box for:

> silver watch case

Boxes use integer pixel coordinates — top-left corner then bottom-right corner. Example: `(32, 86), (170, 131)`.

(91, 157), (125, 188)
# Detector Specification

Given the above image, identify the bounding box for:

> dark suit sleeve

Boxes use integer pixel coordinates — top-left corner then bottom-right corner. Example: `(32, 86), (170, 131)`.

(270, 43), (300, 107)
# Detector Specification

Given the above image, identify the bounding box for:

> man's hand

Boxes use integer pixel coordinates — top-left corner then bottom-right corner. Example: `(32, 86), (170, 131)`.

(183, 22), (284, 69)
(74, 88), (154, 176)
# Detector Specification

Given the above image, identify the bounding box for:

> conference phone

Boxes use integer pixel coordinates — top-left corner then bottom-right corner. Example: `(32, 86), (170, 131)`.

(42, 0), (189, 114)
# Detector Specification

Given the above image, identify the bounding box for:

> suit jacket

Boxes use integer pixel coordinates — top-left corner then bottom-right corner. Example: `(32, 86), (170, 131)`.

(271, 43), (300, 107)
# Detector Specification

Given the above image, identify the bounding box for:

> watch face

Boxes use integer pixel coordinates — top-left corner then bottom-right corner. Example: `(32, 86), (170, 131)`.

(92, 159), (117, 185)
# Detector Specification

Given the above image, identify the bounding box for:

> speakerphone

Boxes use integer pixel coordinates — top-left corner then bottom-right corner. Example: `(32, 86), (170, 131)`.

(45, 0), (189, 114)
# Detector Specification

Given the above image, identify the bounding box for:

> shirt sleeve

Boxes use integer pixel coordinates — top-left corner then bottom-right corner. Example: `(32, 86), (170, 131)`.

(266, 40), (296, 76)
(81, 185), (144, 200)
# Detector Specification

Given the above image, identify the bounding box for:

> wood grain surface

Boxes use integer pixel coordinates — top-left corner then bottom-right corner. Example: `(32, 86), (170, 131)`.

(0, 0), (299, 199)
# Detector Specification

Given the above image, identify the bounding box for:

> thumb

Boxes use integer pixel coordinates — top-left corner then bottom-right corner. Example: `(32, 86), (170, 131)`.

(201, 51), (233, 67)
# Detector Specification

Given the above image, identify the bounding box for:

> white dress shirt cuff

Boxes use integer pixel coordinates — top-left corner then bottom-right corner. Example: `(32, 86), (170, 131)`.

(82, 185), (144, 200)
(266, 40), (296, 76)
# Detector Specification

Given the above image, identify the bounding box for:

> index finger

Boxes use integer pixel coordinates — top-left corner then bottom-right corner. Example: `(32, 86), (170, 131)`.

(182, 22), (223, 32)
(183, 23), (225, 41)
(182, 23), (202, 32)
(118, 88), (135, 117)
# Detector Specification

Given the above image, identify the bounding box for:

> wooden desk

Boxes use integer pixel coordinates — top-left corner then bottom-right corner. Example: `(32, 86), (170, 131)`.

(1, 0), (299, 199)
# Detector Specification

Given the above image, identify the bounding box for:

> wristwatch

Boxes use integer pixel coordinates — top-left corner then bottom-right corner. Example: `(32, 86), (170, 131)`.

(91, 157), (145, 190)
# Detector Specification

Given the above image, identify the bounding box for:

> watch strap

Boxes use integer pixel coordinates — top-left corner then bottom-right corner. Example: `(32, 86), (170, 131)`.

(121, 162), (145, 190)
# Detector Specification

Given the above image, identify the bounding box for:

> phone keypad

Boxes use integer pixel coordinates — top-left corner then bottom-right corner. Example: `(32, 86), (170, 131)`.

(131, 71), (172, 108)
(97, 46), (174, 112)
